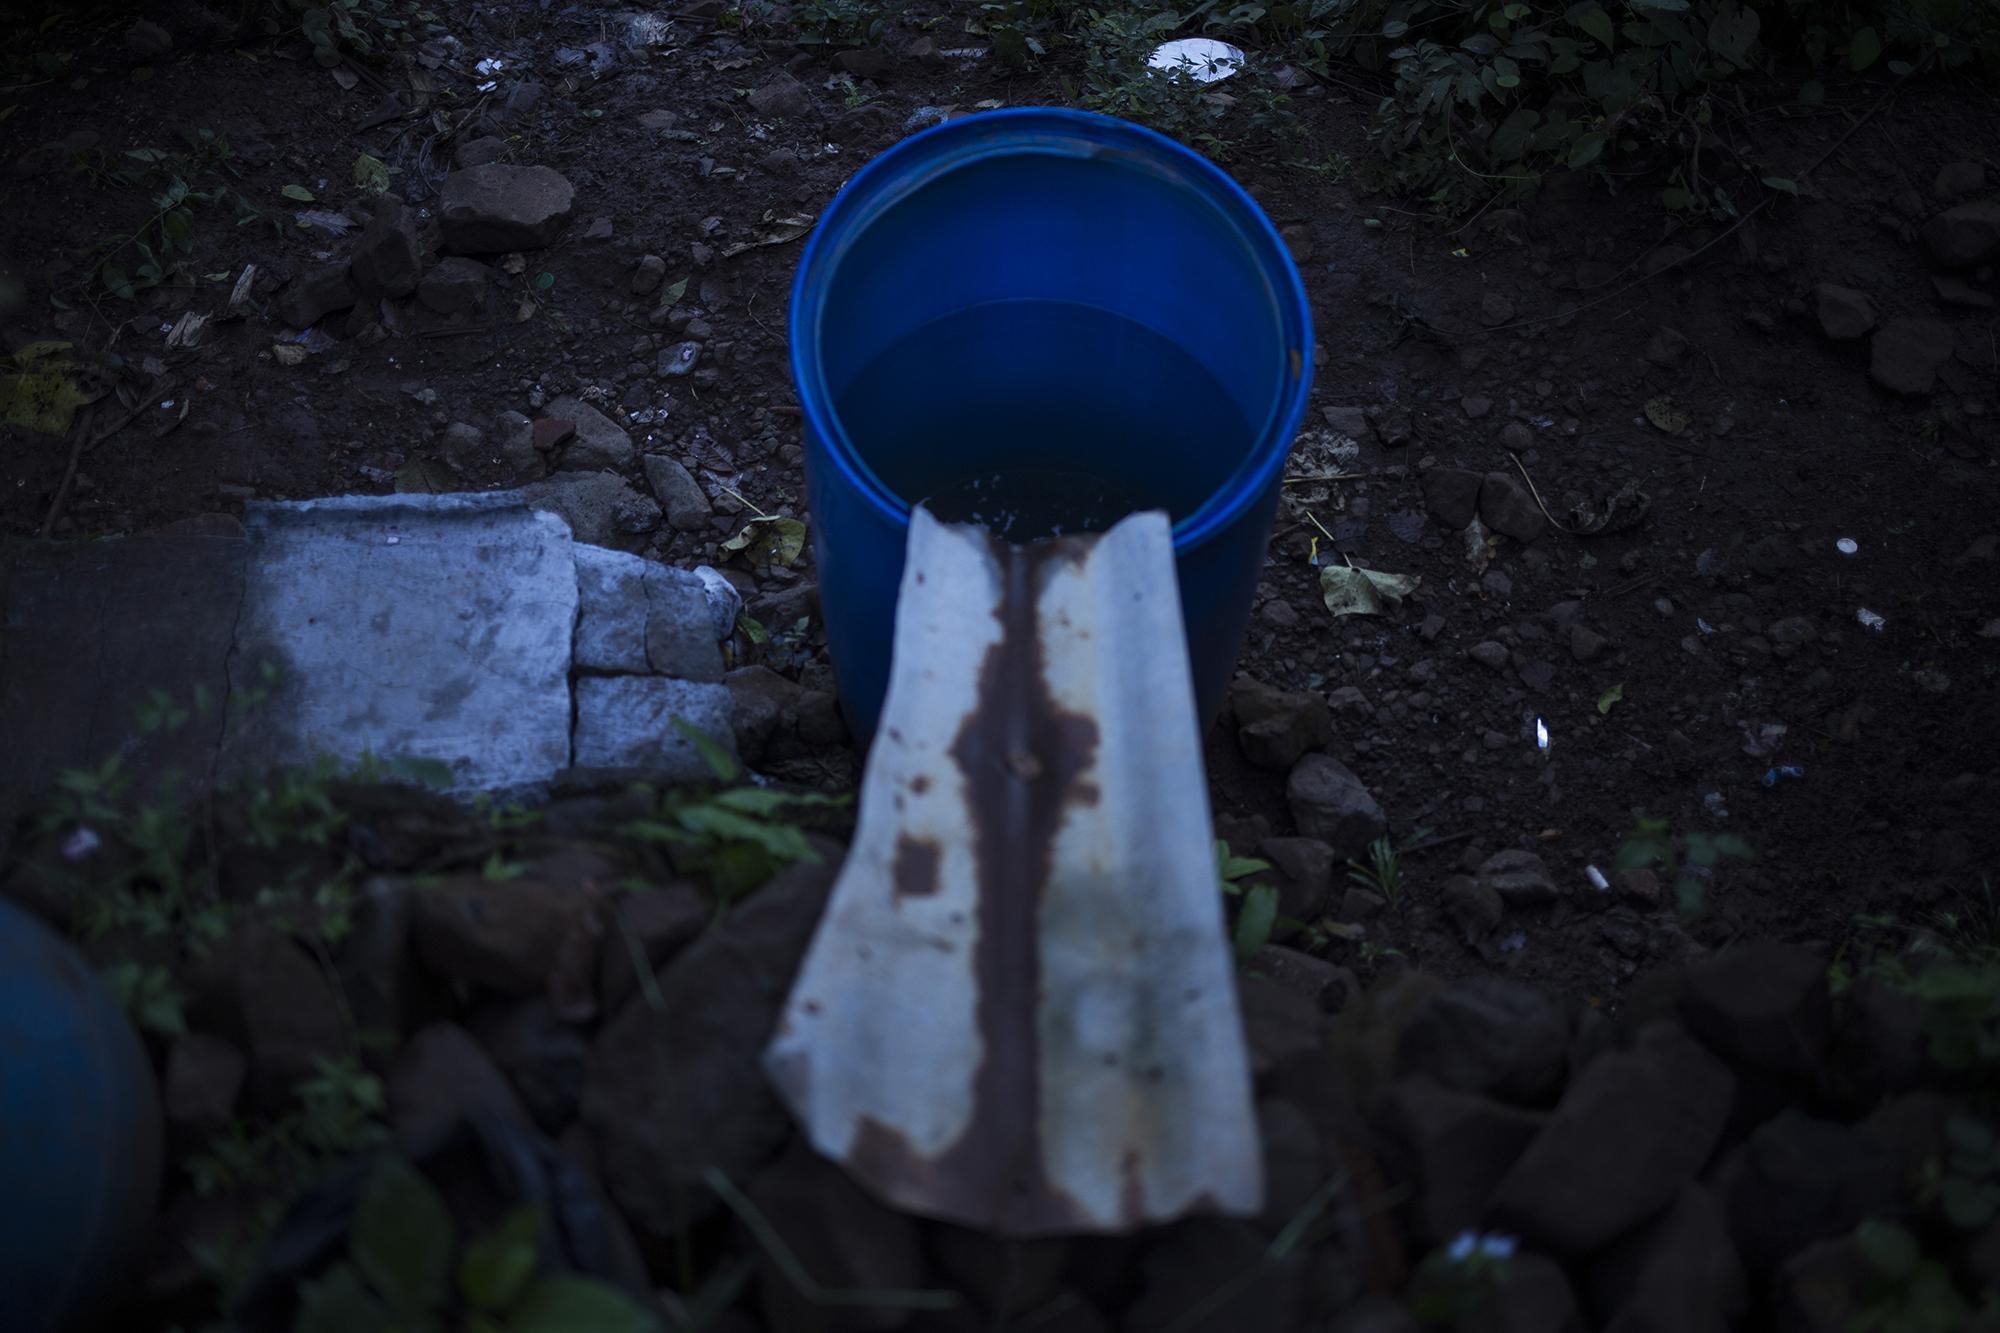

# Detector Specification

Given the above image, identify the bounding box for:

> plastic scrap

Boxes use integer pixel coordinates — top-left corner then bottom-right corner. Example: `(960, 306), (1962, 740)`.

(1856, 608), (1886, 632)
(1761, 764), (1805, 787)
(1836, 537), (1858, 556)
(1147, 38), (1244, 83)
(1585, 865), (1610, 892)
(1702, 790), (1729, 819)
(1534, 717), (1550, 751)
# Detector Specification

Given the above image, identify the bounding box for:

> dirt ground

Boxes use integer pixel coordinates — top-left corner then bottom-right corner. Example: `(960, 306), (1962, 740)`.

(4, 0), (1998, 1012)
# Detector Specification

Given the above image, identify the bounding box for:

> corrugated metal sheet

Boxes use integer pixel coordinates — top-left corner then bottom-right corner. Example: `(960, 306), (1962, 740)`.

(764, 507), (1261, 1236)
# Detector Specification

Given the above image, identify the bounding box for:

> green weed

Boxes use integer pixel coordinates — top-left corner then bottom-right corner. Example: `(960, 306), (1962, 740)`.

(1612, 813), (1752, 919)
(1345, 835), (1403, 908)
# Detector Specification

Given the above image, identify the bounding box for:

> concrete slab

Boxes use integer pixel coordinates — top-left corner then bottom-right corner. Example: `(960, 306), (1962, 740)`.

(574, 677), (733, 778)
(228, 494), (577, 795)
(573, 546), (724, 682)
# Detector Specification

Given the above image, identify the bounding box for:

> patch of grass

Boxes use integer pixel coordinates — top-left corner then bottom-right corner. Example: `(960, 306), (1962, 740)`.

(793, 0), (902, 47)
(1345, 834), (1403, 909)
(257, 0), (443, 68)
(1612, 812), (1752, 919)
(67, 128), (269, 307)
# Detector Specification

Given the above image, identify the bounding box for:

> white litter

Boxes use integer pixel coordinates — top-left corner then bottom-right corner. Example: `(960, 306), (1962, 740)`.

(1857, 608), (1886, 631)
(1836, 537), (1858, 555)
(1535, 717), (1549, 751)
(1147, 37), (1245, 83)
(1585, 865), (1610, 892)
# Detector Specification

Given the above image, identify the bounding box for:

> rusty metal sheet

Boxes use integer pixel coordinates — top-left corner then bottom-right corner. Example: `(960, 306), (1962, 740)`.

(765, 507), (1261, 1235)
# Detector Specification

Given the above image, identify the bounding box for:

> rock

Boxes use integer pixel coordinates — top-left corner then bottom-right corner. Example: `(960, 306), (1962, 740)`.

(1922, 200), (2000, 267)
(440, 421), (486, 472)
(1591, 1185), (1746, 1333)
(1249, 945), (1352, 1013)
(1396, 977), (1569, 1105)
(188, 924), (344, 1104)
(636, 109), (680, 131)
(1258, 836), (1337, 925)
(163, 1034), (246, 1139)
(1476, 849), (1560, 908)
(471, 998), (589, 1135)
(454, 136), (508, 168)
(643, 455), (711, 533)
(1814, 283), (1876, 340)
(1322, 405), (1371, 438)
(532, 418), (574, 453)
(658, 341), (702, 378)
(1716, 1110), (1901, 1274)
(410, 875), (592, 994)
(1678, 941), (1830, 1075)
(1124, 1219), (1301, 1333)
(834, 46), (894, 79)
(584, 857), (838, 1235)
(1643, 326), (1688, 366)
(1933, 274), (1995, 308)
(416, 256), (493, 318)
(1460, 1252), (1582, 1333)
(1231, 675), (1333, 771)
(440, 163), (576, 254)
(124, 18), (173, 60)
(1376, 1078), (1545, 1241)
(933, 1226), (1069, 1318)
(630, 254), (666, 295)
(1935, 161), (1986, 199)
(336, 878), (432, 1040)
(573, 677), (735, 779)
(1423, 468), (1483, 529)
(1479, 472), (1547, 543)
(1568, 625), (1608, 662)
(1340, 887), (1384, 923)
(276, 263), (358, 328)
(725, 665), (803, 765)
(1369, 404), (1414, 448)
(544, 395), (635, 472)
(598, 884), (707, 1014)
(522, 470), (661, 549)
(1823, 976), (1925, 1107)
(1468, 641), (1509, 671)
(1480, 291), (1515, 327)
(746, 1140), (924, 1332)
(1238, 974), (1323, 1075)
(747, 73), (812, 118)
(1772, 1236), (1863, 1333)
(1462, 395), (1493, 420)
(1331, 1295), (1420, 1333)
(388, 1021), (534, 1148)
(572, 545), (724, 681)
(351, 197), (423, 297)
(1443, 874), (1505, 944)
(1257, 1098), (1326, 1232)
(1286, 754), (1387, 862)
(491, 410), (540, 477)
(1490, 1023), (1735, 1254)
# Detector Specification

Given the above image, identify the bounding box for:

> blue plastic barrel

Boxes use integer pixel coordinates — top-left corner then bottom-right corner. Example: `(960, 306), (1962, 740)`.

(0, 898), (164, 1333)
(790, 107), (1313, 741)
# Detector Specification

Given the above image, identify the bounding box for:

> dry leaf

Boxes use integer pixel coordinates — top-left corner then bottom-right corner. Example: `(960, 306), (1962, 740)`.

(1, 341), (95, 436)
(1319, 563), (1419, 618)
(271, 343), (307, 366)
(719, 210), (816, 259)
(721, 515), (807, 567)
(1643, 396), (1691, 436)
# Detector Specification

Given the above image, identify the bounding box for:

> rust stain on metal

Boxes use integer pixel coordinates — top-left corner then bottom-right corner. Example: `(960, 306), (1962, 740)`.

(892, 834), (942, 900)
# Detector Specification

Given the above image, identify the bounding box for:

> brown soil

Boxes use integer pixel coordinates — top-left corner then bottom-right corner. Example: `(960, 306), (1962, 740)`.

(2, 6), (1997, 1015)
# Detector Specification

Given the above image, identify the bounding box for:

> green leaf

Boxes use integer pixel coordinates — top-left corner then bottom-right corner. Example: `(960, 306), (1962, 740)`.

(1318, 563), (1420, 619)
(1854, 1219), (1919, 1278)
(534, 272), (555, 290)
(670, 716), (742, 784)
(738, 612), (769, 645)
(1220, 855), (1272, 882)
(1661, 185), (1694, 209)
(1947, 1115), (1996, 1157)
(721, 516), (807, 568)
(351, 1156), (455, 1318)
(1706, 4), (1759, 67)
(295, 1263), (393, 1333)
(1797, 79), (1825, 105)
(1233, 884), (1279, 965)
(1572, 5), (1614, 48)
(1762, 176), (1799, 195)
(658, 276), (688, 308)
(282, 183), (316, 201)
(1597, 683), (1624, 715)
(504, 1274), (662, 1333)
(1849, 26), (1882, 71)
(1941, 1178), (2000, 1229)
(353, 152), (394, 194)
(1566, 131), (1608, 168)
(1492, 55), (1520, 87)
(460, 1207), (540, 1313)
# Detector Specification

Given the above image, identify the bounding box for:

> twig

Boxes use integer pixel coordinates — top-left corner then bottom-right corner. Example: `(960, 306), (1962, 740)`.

(1400, 830), (1477, 856)
(1505, 450), (1583, 538)
(40, 384), (173, 537)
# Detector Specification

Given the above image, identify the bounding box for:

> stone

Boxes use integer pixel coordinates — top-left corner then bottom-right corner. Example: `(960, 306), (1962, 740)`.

(1935, 161), (1986, 199)
(1933, 274), (1995, 308)
(747, 73), (812, 118)
(490, 411), (539, 477)
(1442, 874), (1505, 944)
(410, 875), (592, 994)
(1286, 754), (1387, 862)
(1125, 1219), (1301, 1333)
(834, 46), (893, 78)
(337, 879), (432, 1040)
(454, 136), (508, 168)
(1479, 472), (1547, 543)
(416, 256), (493, 316)
(1772, 1236), (1863, 1333)
(532, 418), (574, 453)
(1457, 1253), (1581, 1333)
(1643, 326), (1688, 366)
(630, 254), (666, 295)
(642, 454), (711, 532)
(351, 197), (423, 298)
(1490, 1023), (1735, 1253)
(163, 1034), (246, 1139)
(1376, 1078), (1544, 1241)
(1258, 836), (1337, 925)
(124, 18), (173, 60)
(1422, 468), (1483, 529)
(471, 997), (589, 1135)
(388, 1021), (534, 1148)
(1569, 625), (1608, 662)
(440, 421), (486, 472)
(1678, 941), (1830, 1075)
(440, 163), (576, 254)
(573, 676), (736, 778)
(1716, 1110), (1901, 1274)
(747, 1141), (924, 1332)
(658, 341), (702, 378)
(585, 857), (838, 1235)
(1591, 1185), (1746, 1333)
(636, 109), (680, 131)
(190, 924), (345, 1105)
(1258, 1098), (1326, 1232)
(1396, 977), (1569, 1105)
(522, 470), (662, 550)
(1468, 641), (1509, 671)
(1248, 945), (1351, 1013)
(598, 884), (707, 1014)
(1238, 974), (1324, 1075)
(1462, 395), (1493, 420)
(276, 262), (357, 328)
(1922, 200), (2000, 267)
(1231, 675), (1333, 771)
(1480, 291), (1515, 327)
(1322, 405), (1371, 439)
(932, 1227), (1069, 1318)
(543, 395), (634, 472)
(572, 546), (724, 681)
(1476, 849), (1560, 908)
(1823, 977), (1926, 1107)
(724, 665), (803, 765)
(1814, 283), (1876, 340)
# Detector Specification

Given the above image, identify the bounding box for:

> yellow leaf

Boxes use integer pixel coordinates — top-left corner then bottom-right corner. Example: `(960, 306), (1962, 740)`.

(1, 342), (94, 436)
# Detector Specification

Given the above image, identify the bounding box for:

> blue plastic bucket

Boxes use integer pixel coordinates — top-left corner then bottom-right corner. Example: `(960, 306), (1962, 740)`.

(791, 107), (1313, 741)
(0, 898), (163, 1332)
